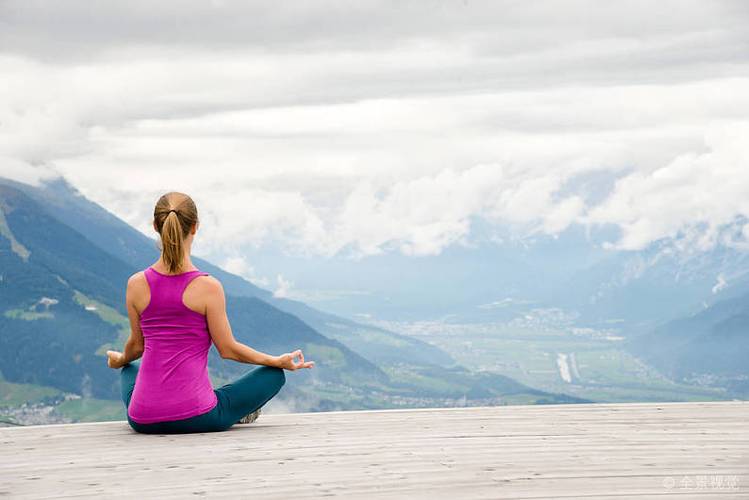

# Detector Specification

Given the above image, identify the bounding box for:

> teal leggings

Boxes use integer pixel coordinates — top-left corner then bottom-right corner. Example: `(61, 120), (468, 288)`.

(120, 360), (286, 434)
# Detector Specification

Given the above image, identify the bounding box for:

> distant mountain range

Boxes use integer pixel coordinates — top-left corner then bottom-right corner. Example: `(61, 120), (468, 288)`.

(626, 289), (749, 397)
(260, 214), (749, 337)
(0, 176), (586, 419)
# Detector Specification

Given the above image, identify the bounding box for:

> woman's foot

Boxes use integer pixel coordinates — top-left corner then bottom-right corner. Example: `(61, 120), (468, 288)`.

(237, 407), (261, 424)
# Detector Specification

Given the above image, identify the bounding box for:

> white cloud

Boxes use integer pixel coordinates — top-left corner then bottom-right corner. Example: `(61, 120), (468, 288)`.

(220, 256), (270, 288)
(712, 273), (728, 294)
(273, 274), (293, 299)
(0, 157), (57, 186)
(585, 122), (749, 251)
(2, 2), (749, 262)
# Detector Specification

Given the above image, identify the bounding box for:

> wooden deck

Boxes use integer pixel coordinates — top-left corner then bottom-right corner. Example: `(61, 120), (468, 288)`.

(1, 401), (747, 499)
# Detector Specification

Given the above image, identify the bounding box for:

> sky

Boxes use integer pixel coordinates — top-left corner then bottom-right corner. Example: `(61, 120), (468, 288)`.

(2, 0), (749, 305)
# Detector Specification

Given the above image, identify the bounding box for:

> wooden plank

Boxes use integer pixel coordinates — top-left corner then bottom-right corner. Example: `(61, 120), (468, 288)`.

(1, 402), (747, 499)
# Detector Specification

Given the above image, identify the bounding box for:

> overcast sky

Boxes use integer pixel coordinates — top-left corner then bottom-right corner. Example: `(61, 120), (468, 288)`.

(2, 0), (749, 290)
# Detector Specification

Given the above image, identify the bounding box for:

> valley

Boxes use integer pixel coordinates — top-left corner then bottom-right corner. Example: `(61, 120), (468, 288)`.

(363, 314), (730, 404)
(1, 175), (746, 426)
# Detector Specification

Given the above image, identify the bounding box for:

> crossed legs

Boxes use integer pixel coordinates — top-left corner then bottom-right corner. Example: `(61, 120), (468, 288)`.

(119, 361), (286, 433)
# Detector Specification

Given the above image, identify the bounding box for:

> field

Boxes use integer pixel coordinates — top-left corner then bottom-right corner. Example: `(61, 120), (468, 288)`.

(0, 379), (59, 409)
(400, 321), (728, 403)
(55, 398), (126, 422)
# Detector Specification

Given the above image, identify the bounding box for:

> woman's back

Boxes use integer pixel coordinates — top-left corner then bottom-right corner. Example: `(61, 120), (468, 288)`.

(127, 266), (218, 424)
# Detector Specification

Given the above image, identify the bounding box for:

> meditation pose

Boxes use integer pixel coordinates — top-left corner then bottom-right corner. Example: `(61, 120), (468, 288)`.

(106, 191), (314, 433)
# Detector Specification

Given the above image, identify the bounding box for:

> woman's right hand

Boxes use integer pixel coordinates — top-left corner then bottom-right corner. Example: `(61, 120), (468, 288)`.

(275, 349), (315, 370)
(106, 350), (126, 369)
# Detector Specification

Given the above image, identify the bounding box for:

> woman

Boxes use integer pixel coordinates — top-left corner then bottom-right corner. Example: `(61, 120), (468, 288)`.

(105, 191), (314, 434)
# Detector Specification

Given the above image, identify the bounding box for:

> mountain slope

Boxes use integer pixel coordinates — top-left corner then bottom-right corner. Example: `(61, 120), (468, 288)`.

(625, 291), (749, 397)
(0, 183), (388, 402)
(2, 176), (454, 370)
(548, 235), (749, 333)
(0, 184), (127, 398)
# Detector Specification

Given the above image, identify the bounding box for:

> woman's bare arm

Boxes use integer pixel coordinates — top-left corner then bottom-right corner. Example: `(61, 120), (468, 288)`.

(204, 276), (314, 370)
(106, 273), (146, 369)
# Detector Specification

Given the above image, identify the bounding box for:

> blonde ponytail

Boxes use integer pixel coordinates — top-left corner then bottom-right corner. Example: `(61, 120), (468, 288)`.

(160, 211), (185, 274)
(153, 192), (199, 274)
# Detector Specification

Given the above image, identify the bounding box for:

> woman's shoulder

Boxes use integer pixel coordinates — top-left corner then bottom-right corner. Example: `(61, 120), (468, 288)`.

(191, 273), (223, 292)
(125, 271), (150, 310)
(127, 270), (148, 287)
(185, 274), (224, 308)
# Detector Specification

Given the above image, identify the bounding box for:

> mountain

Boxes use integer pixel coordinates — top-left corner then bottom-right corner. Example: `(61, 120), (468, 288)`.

(0, 182), (387, 400)
(230, 214), (749, 344)
(0, 176), (586, 421)
(1, 176), (455, 369)
(0, 183), (140, 398)
(548, 235), (749, 334)
(625, 290), (749, 397)
(20, 174), (749, 338)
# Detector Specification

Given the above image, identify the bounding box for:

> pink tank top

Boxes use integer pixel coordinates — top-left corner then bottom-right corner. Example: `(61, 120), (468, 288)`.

(127, 266), (218, 424)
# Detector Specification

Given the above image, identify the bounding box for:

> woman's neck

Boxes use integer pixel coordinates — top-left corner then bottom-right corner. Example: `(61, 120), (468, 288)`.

(154, 253), (195, 274)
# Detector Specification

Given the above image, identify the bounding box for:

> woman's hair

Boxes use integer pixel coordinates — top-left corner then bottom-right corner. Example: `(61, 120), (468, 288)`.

(153, 192), (199, 274)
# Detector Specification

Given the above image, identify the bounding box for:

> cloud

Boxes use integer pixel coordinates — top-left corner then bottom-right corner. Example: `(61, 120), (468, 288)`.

(712, 273), (728, 294)
(585, 122), (749, 251)
(273, 274), (293, 299)
(0, 157), (58, 186)
(185, 163), (589, 259)
(2, 1), (747, 68)
(332, 165), (504, 257)
(1, 1), (749, 263)
(220, 256), (270, 288)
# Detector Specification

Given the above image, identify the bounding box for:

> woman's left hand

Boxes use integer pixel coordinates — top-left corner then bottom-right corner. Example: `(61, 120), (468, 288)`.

(106, 350), (126, 369)
(275, 349), (315, 371)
